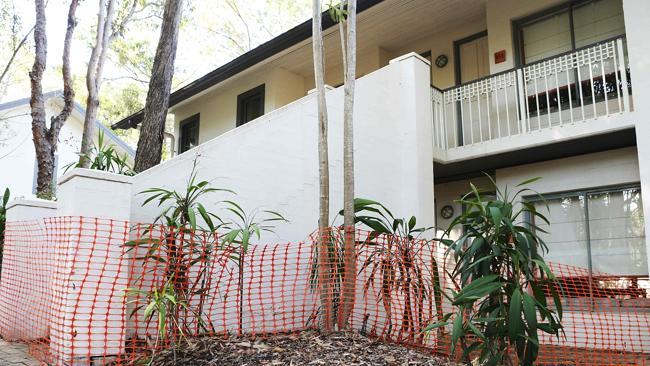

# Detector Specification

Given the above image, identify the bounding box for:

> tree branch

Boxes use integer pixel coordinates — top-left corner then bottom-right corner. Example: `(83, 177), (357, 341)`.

(48, 0), (80, 145)
(0, 25), (34, 87)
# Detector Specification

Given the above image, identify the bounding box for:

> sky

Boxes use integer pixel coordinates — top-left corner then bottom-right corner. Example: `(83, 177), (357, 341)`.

(3, 0), (312, 101)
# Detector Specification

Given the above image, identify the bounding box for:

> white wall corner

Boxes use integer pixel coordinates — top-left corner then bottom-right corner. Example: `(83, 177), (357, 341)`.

(389, 52), (431, 66)
(391, 52), (435, 229)
(623, 0), (650, 275)
(6, 198), (58, 222)
(56, 168), (133, 221)
(307, 84), (336, 94)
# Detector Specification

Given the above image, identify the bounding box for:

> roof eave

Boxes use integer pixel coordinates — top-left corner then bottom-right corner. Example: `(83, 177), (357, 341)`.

(111, 0), (384, 130)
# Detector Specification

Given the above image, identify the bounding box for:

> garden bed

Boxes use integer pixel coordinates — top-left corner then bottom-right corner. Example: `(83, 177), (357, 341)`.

(139, 331), (457, 365)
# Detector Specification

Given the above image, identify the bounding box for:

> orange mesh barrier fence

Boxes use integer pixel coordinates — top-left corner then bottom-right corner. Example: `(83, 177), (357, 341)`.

(0, 217), (647, 365)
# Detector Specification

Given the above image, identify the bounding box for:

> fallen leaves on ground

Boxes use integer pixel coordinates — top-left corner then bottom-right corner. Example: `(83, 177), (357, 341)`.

(144, 330), (458, 365)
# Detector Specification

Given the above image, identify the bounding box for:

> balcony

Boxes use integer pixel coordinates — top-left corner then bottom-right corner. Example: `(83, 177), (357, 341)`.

(431, 37), (633, 163)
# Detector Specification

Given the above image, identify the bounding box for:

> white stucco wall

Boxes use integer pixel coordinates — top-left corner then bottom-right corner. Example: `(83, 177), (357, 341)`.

(495, 147), (640, 195)
(133, 54), (435, 243)
(0, 96), (133, 199)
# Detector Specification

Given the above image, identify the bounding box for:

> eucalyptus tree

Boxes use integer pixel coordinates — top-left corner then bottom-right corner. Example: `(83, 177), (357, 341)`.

(29, 0), (80, 199)
(329, 0), (357, 330)
(78, 0), (140, 168)
(133, 0), (184, 172)
(312, 0), (334, 332)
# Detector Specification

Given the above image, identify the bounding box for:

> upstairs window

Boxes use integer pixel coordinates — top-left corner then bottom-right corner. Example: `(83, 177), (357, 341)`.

(236, 84), (265, 127)
(179, 114), (200, 154)
(514, 0), (625, 65)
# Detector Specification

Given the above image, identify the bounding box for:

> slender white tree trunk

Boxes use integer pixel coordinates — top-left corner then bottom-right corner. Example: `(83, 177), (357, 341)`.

(79, 0), (116, 168)
(313, 0), (333, 333)
(338, 0), (357, 330)
(80, 0), (138, 168)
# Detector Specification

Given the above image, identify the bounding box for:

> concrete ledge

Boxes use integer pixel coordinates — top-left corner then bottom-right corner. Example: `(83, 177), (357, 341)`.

(57, 168), (133, 220)
(307, 84), (336, 94)
(389, 52), (431, 66)
(58, 168), (133, 185)
(58, 168), (133, 186)
(7, 199), (58, 211)
(6, 198), (58, 222)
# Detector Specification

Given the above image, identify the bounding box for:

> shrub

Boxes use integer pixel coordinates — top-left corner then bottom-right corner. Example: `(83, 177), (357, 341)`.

(310, 198), (444, 339)
(66, 130), (134, 176)
(426, 178), (563, 366)
(0, 188), (9, 275)
(126, 160), (287, 344)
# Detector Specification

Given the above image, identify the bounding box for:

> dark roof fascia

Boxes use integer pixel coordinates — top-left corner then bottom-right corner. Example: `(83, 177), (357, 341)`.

(111, 0), (384, 130)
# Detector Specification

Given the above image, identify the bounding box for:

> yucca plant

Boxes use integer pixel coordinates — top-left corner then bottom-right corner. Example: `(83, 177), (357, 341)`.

(309, 198), (443, 340)
(218, 201), (288, 335)
(426, 177), (563, 366)
(349, 198), (441, 343)
(125, 160), (233, 343)
(66, 130), (134, 176)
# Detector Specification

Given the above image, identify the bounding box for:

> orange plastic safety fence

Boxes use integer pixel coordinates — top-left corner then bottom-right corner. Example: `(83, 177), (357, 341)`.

(0, 217), (647, 365)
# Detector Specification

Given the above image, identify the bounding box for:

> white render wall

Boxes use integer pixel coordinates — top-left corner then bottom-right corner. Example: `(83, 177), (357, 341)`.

(132, 54), (435, 243)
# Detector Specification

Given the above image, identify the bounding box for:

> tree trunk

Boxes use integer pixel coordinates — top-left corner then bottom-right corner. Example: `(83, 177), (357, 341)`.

(313, 0), (333, 333)
(30, 0), (79, 198)
(338, 0), (357, 330)
(133, 0), (184, 173)
(79, 0), (116, 168)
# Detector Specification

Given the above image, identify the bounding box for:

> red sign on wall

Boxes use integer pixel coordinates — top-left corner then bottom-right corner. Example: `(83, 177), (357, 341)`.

(494, 50), (506, 64)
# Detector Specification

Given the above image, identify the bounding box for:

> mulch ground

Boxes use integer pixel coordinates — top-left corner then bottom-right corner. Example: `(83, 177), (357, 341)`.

(143, 331), (458, 366)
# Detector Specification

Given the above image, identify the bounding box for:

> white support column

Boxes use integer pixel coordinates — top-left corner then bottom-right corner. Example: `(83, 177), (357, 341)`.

(389, 52), (436, 231)
(623, 0), (650, 275)
(50, 169), (133, 365)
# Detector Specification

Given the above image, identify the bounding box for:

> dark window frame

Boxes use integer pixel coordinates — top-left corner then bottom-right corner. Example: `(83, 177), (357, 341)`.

(512, 0), (624, 67)
(236, 84), (265, 127)
(178, 113), (200, 154)
(453, 30), (488, 85)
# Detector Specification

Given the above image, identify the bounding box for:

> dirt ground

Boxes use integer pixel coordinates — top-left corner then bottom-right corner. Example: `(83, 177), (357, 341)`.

(138, 331), (457, 366)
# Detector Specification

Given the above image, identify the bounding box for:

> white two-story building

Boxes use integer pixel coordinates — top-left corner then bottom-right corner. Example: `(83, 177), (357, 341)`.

(113, 0), (649, 291)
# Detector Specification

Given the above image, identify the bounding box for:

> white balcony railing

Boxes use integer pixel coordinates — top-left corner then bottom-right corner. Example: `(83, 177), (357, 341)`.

(432, 37), (632, 151)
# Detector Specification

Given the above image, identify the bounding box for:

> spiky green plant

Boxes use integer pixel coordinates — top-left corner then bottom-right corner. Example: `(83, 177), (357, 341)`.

(425, 177), (563, 366)
(125, 160), (232, 342)
(66, 130), (134, 176)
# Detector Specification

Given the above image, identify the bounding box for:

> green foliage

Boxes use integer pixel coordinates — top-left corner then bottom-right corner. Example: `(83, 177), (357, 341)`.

(426, 177), (563, 366)
(349, 199), (443, 341)
(309, 198), (443, 338)
(126, 159), (287, 341)
(125, 160), (232, 343)
(127, 280), (189, 342)
(0, 187), (9, 276)
(65, 130), (135, 176)
(327, 0), (348, 23)
(0, 187), (9, 243)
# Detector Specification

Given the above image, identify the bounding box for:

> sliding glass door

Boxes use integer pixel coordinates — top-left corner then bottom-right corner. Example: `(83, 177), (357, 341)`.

(530, 186), (647, 277)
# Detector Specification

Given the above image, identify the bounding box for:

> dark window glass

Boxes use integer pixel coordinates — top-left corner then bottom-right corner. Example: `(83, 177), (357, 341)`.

(516, 0), (624, 65)
(237, 84), (265, 126)
(179, 115), (199, 154)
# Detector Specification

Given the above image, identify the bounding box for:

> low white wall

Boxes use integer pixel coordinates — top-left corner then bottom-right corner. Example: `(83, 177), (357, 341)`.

(131, 54), (435, 243)
(496, 147), (640, 196)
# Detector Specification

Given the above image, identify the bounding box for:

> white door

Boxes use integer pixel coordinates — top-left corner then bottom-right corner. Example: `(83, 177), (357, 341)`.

(458, 35), (489, 84)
